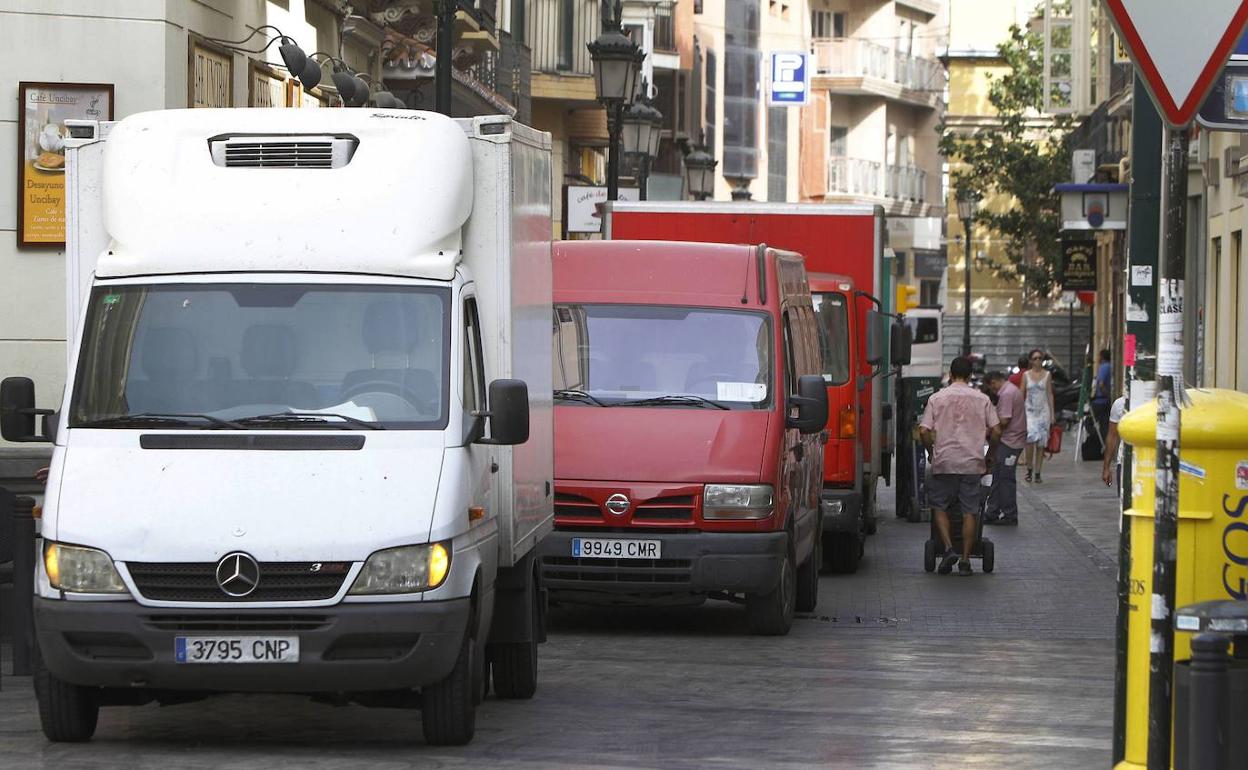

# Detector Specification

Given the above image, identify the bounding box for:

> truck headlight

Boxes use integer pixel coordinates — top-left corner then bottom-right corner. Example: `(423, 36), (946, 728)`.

(44, 542), (128, 593)
(703, 484), (774, 520)
(348, 543), (451, 595)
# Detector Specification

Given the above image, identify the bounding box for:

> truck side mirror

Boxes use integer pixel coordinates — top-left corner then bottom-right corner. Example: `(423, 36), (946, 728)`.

(890, 321), (912, 366)
(865, 310), (884, 366)
(478, 379), (530, 446)
(1, 377), (50, 443)
(787, 375), (829, 435)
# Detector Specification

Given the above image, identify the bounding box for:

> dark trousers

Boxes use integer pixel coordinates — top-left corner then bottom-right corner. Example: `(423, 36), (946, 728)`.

(987, 443), (1022, 521)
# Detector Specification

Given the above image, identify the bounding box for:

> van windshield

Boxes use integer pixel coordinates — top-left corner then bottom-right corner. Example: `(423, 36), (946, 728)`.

(552, 304), (772, 409)
(70, 283), (450, 430)
(812, 292), (851, 385)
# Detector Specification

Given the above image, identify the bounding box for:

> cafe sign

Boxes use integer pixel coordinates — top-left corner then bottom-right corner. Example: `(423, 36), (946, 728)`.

(1061, 238), (1097, 291)
(16, 81), (114, 248)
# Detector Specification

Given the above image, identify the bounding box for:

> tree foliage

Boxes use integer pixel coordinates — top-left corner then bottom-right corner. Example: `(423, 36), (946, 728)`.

(938, 24), (1073, 300)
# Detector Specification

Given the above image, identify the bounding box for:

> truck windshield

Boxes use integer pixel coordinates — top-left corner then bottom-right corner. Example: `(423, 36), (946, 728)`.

(552, 304), (772, 409)
(70, 283), (450, 430)
(812, 292), (850, 385)
(905, 316), (940, 344)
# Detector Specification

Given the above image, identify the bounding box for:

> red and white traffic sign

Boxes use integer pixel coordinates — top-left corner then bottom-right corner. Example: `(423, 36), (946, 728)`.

(1104, 0), (1248, 127)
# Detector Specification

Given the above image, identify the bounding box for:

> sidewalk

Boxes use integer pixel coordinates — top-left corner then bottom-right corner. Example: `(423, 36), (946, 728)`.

(1016, 439), (1122, 573)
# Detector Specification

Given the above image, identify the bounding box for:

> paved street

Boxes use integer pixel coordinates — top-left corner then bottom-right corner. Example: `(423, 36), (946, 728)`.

(0, 447), (1120, 768)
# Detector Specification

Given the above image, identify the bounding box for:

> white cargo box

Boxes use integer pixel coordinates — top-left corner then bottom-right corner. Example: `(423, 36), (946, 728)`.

(459, 116), (554, 566)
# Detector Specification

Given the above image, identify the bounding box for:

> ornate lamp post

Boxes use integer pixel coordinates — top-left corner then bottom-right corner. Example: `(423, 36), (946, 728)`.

(682, 144), (717, 201)
(587, 1), (642, 201)
(623, 97), (662, 200)
(955, 190), (981, 357)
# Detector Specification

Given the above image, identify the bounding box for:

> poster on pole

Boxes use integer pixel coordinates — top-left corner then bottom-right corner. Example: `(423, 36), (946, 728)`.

(16, 81), (114, 248)
(1060, 238), (1097, 291)
(564, 185), (640, 235)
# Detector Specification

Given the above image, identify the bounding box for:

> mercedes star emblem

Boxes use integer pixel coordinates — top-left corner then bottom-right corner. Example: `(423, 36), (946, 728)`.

(215, 552), (261, 597)
(605, 493), (630, 516)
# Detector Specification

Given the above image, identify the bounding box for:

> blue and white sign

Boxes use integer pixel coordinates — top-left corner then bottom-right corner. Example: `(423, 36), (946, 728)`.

(769, 52), (810, 105)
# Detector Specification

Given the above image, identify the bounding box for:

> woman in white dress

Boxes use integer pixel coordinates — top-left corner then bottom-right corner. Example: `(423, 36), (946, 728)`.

(1022, 348), (1055, 483)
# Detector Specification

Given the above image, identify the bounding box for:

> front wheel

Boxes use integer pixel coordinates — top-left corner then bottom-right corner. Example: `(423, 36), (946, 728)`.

(34, 655), (99, 743)
(421, 632), (476, 745)
(795, 523), (821, 613)
(745, 540), (796, 636)
(490, 576), (541, 700)
(825, 532), (861, 574)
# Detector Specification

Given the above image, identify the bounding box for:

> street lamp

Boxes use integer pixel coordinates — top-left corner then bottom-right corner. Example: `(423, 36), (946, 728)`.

(955, 190), (981, 357)
(622, 98), (662, 200)
(682, 144), (717, 201)
(587, 0), (642, 201)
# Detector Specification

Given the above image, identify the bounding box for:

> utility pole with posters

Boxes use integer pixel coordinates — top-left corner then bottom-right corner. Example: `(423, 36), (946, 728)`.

(1103, 2), (1248, 768)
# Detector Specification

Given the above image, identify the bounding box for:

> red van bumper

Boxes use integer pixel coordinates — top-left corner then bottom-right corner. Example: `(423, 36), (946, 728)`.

(537, 529), (786, 604)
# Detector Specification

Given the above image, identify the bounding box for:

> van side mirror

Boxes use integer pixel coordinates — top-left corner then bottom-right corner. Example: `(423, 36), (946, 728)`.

(1, 377), (51, 443)
(890, 321), (912, 366)
(477, 379), (530, 446)
(787, 374), (829, 435)
(865, 310), (884, 366)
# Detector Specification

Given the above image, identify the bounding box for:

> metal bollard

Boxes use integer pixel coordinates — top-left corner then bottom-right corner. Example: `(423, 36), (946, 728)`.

(1185, 633), (1230, 770)
(11, 496), (36, 677)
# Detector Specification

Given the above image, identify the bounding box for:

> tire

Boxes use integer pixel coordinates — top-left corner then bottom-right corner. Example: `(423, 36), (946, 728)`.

(826, 532), (861, 574)
(421, 631), (476, 745)
(795, 523), (821, 613)
(490, 578), (540, 700)
(923, 538), (937, 573)
(746, 539), (796, 636)
(981, 539), (995, 574)
(34, 654), (99, 743)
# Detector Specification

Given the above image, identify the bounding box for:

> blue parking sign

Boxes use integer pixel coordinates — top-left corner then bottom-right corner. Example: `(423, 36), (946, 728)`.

(769, 52), (809, 105)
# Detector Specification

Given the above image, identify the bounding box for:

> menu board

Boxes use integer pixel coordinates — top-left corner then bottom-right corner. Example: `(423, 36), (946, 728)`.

(16, 81), (114, 248)
(190, 37), (233, 109)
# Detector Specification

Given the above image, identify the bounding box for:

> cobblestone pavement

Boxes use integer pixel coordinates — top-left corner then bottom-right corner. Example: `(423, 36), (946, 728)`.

(0, 447), (1121, 769)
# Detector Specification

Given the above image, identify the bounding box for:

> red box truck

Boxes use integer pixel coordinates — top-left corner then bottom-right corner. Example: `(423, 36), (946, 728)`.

(540, 240), (829, 635)
(606, 202), (901, 573)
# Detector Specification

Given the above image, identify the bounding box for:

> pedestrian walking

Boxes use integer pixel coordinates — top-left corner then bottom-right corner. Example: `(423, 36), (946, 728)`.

(1090, 348), (1112, 451)
(984, 371), (1026, 525)
(1101, 394), (1127, 489)
(1022, 348), (1054, 483)
(919, 356), (1002, 576)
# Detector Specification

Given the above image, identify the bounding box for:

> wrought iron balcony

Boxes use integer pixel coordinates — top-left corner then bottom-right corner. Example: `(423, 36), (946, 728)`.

(526, 0), (601, 75)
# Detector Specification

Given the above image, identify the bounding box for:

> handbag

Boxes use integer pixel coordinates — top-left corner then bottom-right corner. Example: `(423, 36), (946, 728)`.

(1045, 423), (1063, 457)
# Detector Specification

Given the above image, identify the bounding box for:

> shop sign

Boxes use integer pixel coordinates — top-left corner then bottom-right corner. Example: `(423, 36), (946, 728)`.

(249, 61), (288, 107)
(1061, 238), (1097, 291)
(564, 185), (640, 235)
(914, 251), (946, 279)
(190, 37), (233, 108)
(16, 81), (114, 248)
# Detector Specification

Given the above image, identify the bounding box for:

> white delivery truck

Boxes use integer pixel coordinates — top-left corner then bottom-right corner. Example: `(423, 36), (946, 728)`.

(0, 108), (554, 745)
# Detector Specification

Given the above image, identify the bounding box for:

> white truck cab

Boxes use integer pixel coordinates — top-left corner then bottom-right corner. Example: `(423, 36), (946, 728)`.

(0, 108), (553, 745)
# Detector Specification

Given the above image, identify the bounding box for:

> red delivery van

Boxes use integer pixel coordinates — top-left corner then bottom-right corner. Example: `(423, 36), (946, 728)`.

(606, 202), (902, 574)
(541, 240), (828, 635)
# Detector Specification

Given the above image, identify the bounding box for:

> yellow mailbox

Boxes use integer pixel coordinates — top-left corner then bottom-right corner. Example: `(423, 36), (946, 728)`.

(1115, 388), (1248, 770)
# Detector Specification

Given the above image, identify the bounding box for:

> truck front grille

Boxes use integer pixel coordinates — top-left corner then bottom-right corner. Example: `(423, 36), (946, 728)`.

(540, 556), (693, 585)
(126, 562), (349, 602)
(207, 134), (359, 169)
(632, 495), (695, 522)
(142, 614), (332, 632)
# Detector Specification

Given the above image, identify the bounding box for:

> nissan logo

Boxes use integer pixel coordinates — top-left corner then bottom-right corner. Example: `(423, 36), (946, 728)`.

(605, 493), (630, 516)
(215, 552), (261, 597)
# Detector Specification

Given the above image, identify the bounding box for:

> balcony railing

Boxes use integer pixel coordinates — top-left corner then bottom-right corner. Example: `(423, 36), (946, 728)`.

(654, 0), (675, 53)
(526, 0), (600, 75)
(813, 38), (944, 94)
(828, 157), (928, 203)
(813, 39), (890, 80)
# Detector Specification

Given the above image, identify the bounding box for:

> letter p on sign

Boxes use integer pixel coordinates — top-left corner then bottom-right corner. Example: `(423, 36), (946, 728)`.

(770, 52), (809, 105)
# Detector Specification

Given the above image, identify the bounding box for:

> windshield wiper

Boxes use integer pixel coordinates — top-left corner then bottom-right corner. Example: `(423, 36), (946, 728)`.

(554, 389), (609, 407)
(617, 395), (730, 410)
(79, 413), (243, 429)
(235, 412), (383, 430)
